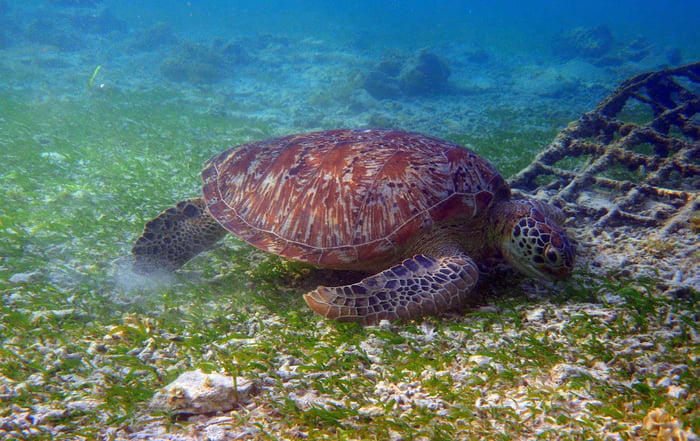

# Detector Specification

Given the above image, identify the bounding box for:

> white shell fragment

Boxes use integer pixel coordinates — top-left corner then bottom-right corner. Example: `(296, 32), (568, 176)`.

(149, 370), (256, 415)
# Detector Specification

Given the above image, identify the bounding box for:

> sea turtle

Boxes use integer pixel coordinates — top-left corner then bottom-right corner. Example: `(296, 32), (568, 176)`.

(132, 129), (575, 325)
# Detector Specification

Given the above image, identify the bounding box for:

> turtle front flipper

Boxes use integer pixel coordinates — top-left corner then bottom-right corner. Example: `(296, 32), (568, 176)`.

(132, 198), (227, 273)
(304, 253), (478, 325)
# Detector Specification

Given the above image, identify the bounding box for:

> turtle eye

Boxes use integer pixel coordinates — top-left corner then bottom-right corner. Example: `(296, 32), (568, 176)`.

(545, 247), (559, 263)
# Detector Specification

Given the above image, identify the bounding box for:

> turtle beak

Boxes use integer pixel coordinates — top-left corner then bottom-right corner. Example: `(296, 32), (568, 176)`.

(541, 266), (572, 281)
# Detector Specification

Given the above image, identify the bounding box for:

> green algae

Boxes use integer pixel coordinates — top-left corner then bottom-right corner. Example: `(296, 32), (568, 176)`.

(448, 127), (561, 179)
(1, 92), (698, 440)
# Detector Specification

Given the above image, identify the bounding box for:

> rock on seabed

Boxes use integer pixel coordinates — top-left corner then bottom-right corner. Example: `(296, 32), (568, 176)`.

(150, 370), (256, 415)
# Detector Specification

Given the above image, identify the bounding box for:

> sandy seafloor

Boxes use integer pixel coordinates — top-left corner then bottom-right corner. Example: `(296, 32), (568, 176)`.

(0, 1), (699, 440)
(3, 0), (699, 143)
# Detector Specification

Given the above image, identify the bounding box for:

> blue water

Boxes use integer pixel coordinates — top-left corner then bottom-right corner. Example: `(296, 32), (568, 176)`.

(104, 0), (699, 52)
(1, 0), (698, 144)
(1, 0), (697, 184)
(3, 2), (697, 80)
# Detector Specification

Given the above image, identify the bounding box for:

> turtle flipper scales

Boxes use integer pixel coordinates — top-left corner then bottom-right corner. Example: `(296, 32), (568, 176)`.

(132, 198), (227, 273)
(304, 253), (478, 325)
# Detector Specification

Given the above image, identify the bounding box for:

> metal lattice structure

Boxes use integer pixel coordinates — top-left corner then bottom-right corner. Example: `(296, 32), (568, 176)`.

(510, 62), (700, 234)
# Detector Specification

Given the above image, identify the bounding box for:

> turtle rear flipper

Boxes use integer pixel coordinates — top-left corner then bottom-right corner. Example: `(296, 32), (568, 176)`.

(303, 253), (479, 325)
(132, 198), (227, 273)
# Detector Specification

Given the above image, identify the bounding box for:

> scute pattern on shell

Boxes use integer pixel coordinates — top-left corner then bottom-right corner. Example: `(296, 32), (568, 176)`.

(202, 129), (508, 268)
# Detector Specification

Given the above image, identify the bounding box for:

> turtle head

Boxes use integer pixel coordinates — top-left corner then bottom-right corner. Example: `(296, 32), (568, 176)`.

(494, 199), (575, 281)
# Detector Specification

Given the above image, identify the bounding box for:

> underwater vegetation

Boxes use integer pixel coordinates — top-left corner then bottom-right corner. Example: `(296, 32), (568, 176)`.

(1, 79), (699, 439)
(1, 1), (699, 439)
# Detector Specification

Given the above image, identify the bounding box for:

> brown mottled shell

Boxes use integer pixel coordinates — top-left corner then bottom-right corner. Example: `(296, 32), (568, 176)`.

(201, 129), (509, 269)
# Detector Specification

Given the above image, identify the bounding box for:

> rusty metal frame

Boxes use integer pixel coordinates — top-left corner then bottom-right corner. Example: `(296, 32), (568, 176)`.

(510, 62), (700, 232)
